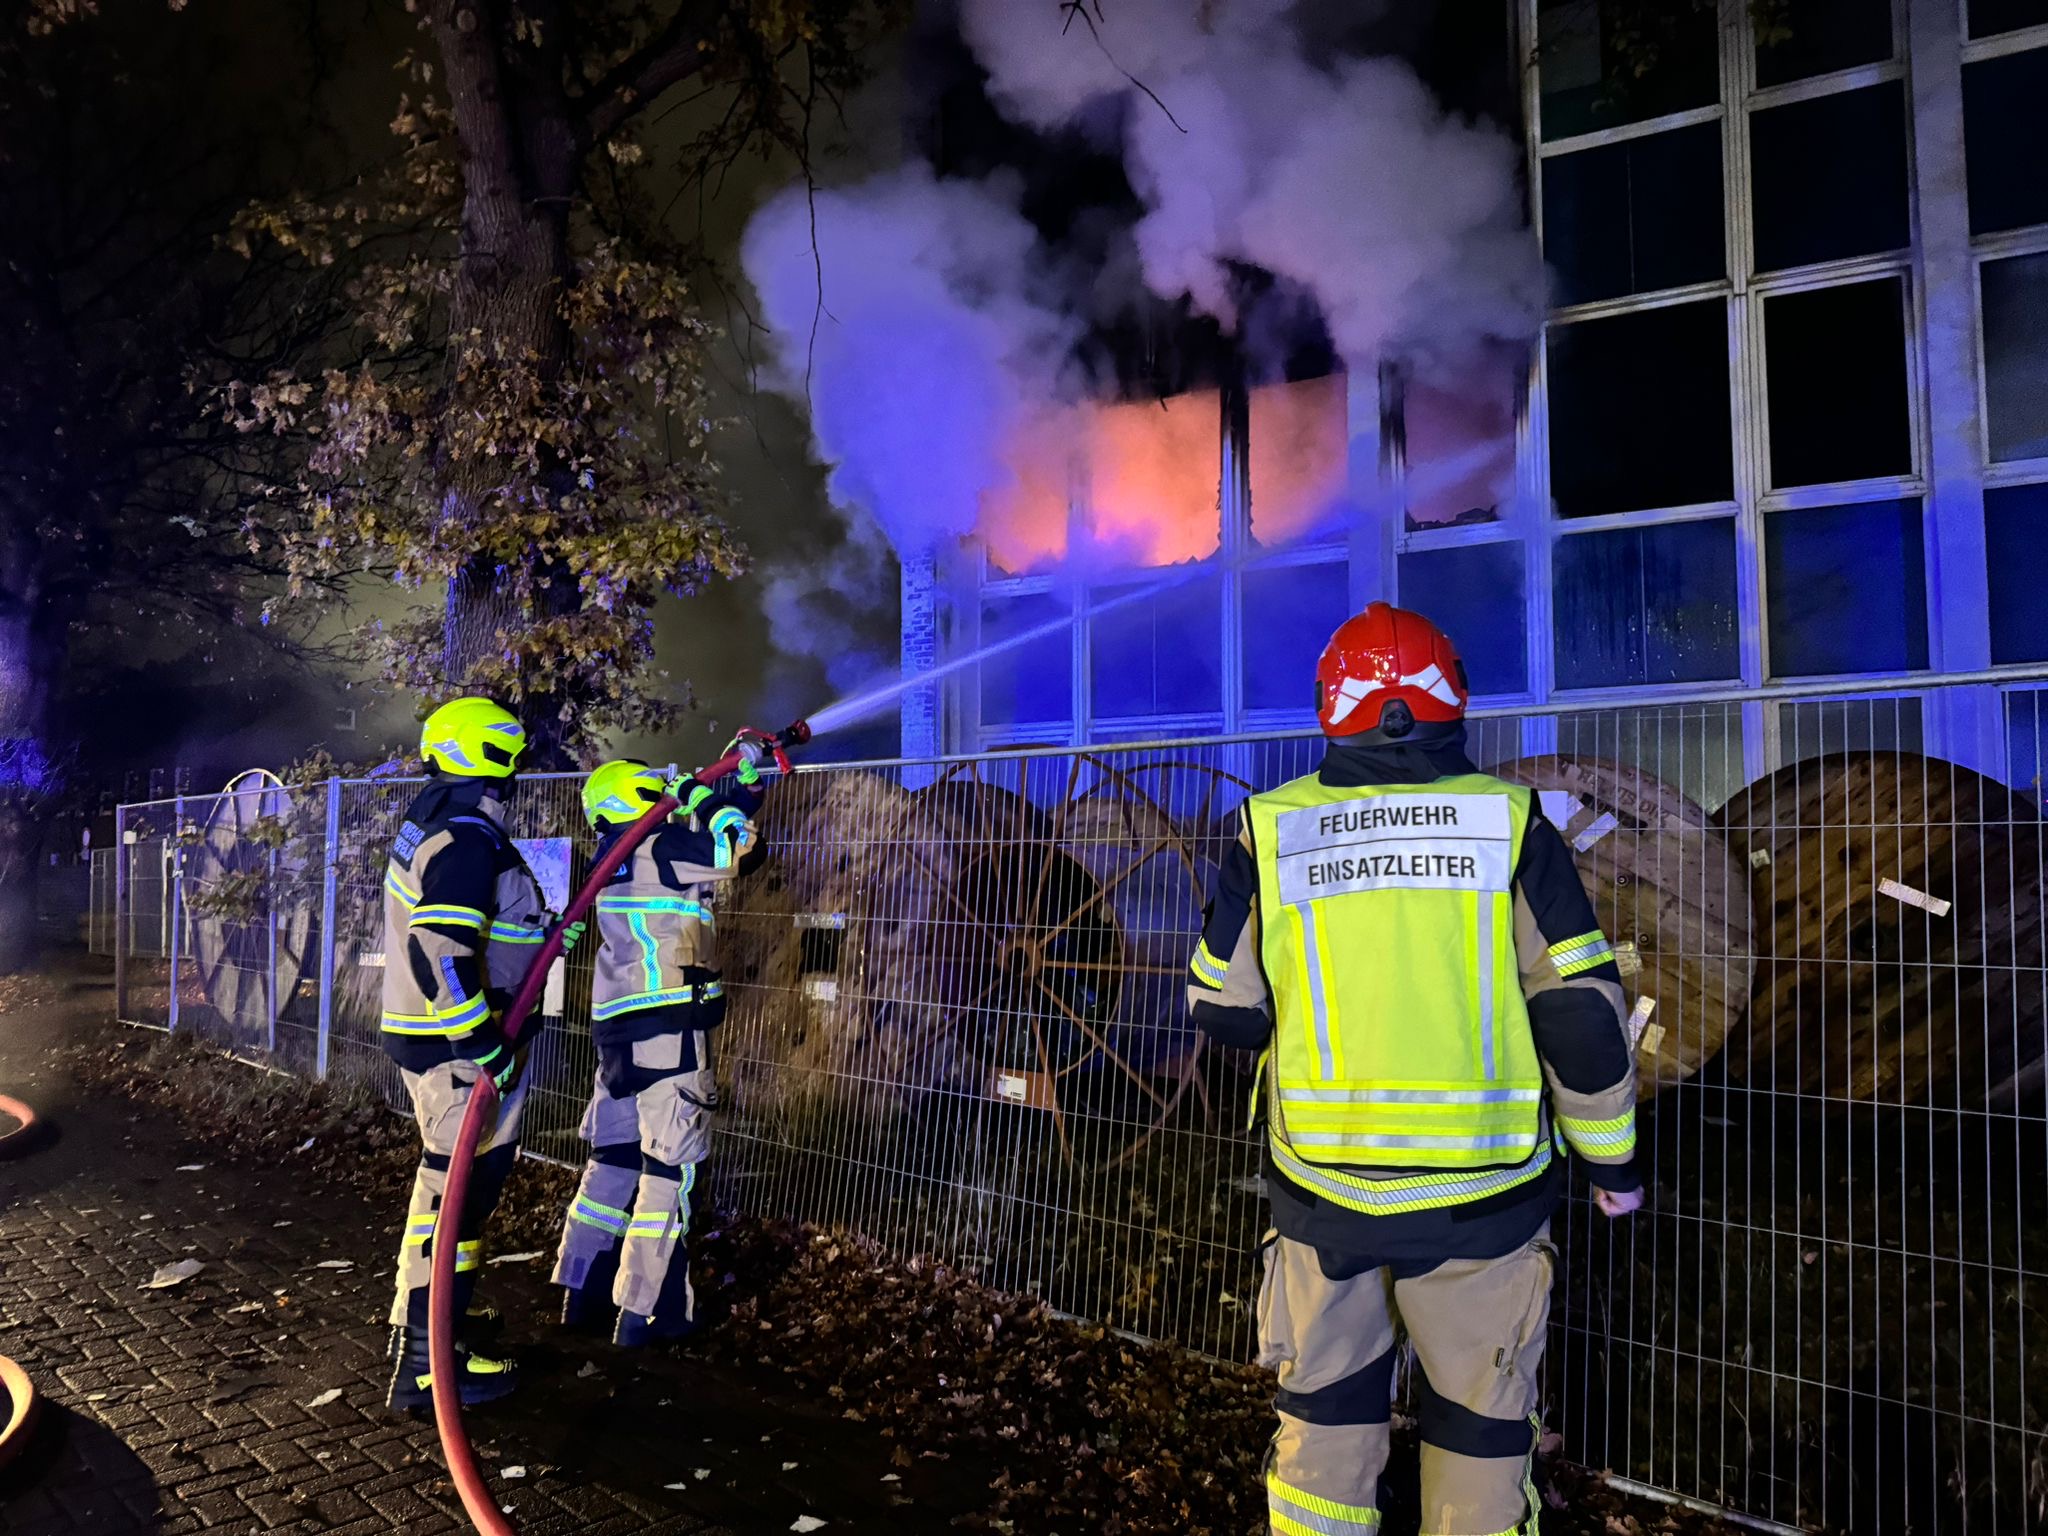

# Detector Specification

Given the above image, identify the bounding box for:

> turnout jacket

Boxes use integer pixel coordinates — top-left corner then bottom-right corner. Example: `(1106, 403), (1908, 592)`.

(588, 781), (765, 1074)
(1188, 731), (1639, 1270)
(380, 780), (549, 1076)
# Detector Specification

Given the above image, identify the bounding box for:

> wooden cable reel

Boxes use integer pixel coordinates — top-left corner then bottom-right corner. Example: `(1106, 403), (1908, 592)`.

(1496, 756), (1752, 1100)
(1047, 757), (1255, 1159)
(183, 769), (315, 1051)
(720, 758), (1251, 1165)
(914, 756), (1251, 1164)
(719, 769), (977, 1130)
(1713, 751), (2048, 1109)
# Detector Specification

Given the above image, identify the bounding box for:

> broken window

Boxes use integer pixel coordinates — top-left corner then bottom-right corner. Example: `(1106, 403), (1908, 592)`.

(1553, 519), (1740, 689)
(1982, 252), (2048, 464)
(1754, 0), (1894, 88)
(1986, 482), (2048, 664)
(1965, 48), (2048, 236)
(1081, 390), (1221, 568)
(1547, 301), (1733, 518)
(982, 408), (1075, 577)
(1241, 560), (1352, 713)
(1537, 0), (1719, 140)
(1398, 542), (1528, 697)
(1249, 374), (1349, 548)
(980, 591), (1072, 726)
(1751, 83), (1910, 271)
(1090, 571), (1224, 719)
(1765, 499), (1927, 677)
(1402, 345), (1522, 530)
(1542, 123), (1725, 307)
(1764, 278), (1912, 487)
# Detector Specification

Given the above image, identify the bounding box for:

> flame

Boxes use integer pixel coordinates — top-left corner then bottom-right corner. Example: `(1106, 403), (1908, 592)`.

(979, 391), (1226, 573)
(1250, 373), (1349, 546)
(1080, 390), (1222, 567)
(979, 379), (1362, 572)
(981, 407), (1075, 574)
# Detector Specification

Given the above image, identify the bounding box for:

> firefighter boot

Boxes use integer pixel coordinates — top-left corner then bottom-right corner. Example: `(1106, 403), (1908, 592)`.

(384, 1324), (519, 1415)
(560, 1244), (622, 1336)
(613, 1251), (696, 1347)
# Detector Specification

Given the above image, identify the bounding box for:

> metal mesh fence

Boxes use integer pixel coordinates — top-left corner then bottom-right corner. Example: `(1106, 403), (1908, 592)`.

(104, 679), (2048, 1534)
(87, 847), (116, 955)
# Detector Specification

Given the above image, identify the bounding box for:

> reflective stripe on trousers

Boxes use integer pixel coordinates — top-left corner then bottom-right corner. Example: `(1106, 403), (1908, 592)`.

(388, 1059), (528, 1325)
(1258, 1230), (1552, 1536)
(551, 1043), (712, 1319)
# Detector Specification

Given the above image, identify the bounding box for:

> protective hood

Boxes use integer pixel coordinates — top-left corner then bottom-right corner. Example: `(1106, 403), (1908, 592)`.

(1316, 720), (1479, 789)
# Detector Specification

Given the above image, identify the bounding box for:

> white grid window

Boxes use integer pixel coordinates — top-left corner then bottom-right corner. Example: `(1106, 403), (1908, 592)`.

(954, 3), (2036, 764)
(1967, 3), (2048, 675)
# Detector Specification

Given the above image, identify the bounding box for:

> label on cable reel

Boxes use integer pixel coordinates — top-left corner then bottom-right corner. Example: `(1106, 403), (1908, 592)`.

(1878, 877), (1952, 918)
(1627, 994), (1658, 1050)
(1571, 812), (1620, 853)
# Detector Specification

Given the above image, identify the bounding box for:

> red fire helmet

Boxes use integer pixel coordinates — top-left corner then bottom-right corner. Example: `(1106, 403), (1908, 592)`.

(1314, 602), (1470, 736)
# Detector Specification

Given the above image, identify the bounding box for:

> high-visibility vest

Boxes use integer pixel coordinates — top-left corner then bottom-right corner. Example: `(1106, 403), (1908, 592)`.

(1246, 772), (1543, 1175)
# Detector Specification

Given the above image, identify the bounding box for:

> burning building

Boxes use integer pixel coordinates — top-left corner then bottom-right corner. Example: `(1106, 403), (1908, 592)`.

(738, 1), (2048, 805)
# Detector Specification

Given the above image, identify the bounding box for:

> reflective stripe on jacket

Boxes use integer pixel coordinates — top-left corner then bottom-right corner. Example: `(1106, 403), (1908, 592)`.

(591, 805), (752, 1026)
(380, 788), (545, 1046)
(1246, 773), (1543, 1174)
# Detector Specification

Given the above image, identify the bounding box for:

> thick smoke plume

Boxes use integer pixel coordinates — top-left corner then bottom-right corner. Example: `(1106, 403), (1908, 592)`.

(741, 1), (1540, 701)
(959, 0), (1540, 374)
(742, 166), (1078, 559)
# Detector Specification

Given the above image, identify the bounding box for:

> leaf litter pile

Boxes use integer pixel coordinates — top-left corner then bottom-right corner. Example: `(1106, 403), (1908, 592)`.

(57, 1016), (1730, 1534)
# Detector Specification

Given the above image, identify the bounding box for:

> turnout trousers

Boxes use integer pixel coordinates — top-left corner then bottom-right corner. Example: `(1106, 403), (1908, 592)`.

(1258, 1227), (1554, 1536)
(550, 1031), (713, 1326)
(387, 1059), (529, 1327)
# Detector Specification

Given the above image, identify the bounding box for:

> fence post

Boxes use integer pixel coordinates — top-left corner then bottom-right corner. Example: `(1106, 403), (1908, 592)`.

(114, 804), (129, 1021)
(167, 796), (186, 1033)
(265, 843), (279, 1056)
(315, 776), (341, 1081)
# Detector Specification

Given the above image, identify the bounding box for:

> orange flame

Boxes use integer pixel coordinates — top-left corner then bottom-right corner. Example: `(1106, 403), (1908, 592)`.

(978, 377), (1358, 572)
(1250, 373), (1349, 546)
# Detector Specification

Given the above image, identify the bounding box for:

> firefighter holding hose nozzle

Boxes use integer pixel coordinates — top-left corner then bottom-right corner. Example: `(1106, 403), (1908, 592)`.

(551, 738), (767, 1345)
(1189, 605), (1643, 1536)
(381, 697), (580, 1416)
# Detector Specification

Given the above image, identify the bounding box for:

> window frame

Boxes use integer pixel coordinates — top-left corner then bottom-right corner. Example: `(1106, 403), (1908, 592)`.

(1519, 0), (1950, 771)
(1962, 16), (2048, 685)
(949, 3), (2036, 769)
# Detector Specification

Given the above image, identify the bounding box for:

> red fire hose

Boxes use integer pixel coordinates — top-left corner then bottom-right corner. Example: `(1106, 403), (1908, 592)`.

(0, 1350), (40, 1472)
(428, 722), (808, 1536)
(0, 1093), (40, 1157)
(0, 1096), (44, 1471)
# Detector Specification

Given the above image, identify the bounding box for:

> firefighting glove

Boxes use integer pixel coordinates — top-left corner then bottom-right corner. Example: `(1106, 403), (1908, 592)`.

(557, 919), (587, 955)
(664, 776), (714, 820)
(725, 734), (766, 787)
(467, 1032), (521, 1093)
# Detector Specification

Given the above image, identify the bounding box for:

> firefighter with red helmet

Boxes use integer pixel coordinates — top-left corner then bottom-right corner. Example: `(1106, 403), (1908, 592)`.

(1190, 603), (1643, 1536)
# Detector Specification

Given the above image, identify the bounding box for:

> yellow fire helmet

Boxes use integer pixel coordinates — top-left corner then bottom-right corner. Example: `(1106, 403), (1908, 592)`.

(582, 759), (670, 830)
(420, 697), (527, 780)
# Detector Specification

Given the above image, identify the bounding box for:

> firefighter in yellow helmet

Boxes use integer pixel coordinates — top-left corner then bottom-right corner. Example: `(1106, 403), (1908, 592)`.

(379, 697), (583, 1415)
(1190, 605), (1642, 1536)
(551, 745), (765, 1345)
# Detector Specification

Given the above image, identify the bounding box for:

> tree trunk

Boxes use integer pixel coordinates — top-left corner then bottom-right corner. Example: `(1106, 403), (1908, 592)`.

(0, 525), (57, 974)
(430, 0), (583, 767)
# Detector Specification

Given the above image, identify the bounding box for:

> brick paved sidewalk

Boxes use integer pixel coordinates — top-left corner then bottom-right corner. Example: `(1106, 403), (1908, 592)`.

(0, 973), (984, 1536)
